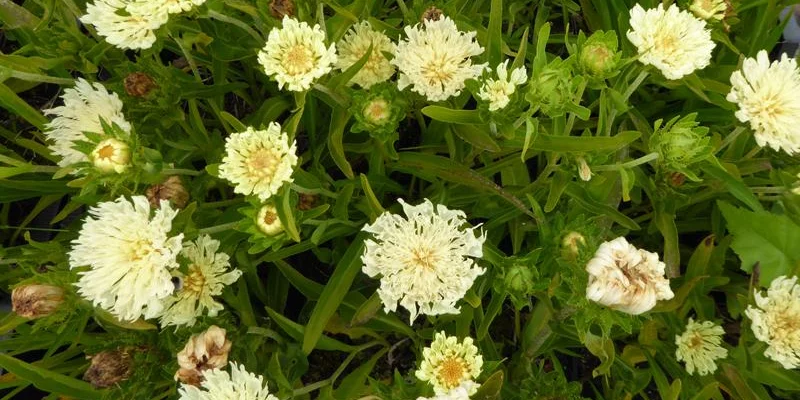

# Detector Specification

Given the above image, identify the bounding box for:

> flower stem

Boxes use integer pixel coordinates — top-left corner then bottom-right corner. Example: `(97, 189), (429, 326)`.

(161, 168), (202, 176)
(197, 222), (239, 235)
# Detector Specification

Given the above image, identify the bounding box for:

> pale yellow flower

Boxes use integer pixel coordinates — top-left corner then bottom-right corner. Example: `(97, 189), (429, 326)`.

(675, 318), (728, 375)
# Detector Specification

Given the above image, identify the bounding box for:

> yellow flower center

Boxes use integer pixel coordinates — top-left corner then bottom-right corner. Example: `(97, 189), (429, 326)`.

(96, 144), (116, 160)
(128, 239), (158, 261)
(363, 99), (390, 124)
(437, 356), (467, 388)
(422, 57), (457, 86)
(283, 44), (315, 76)
(410, 246), (438, 270)
(263, 210), (277, 225)
(182, 265), (206, 296)
(246, 148), (280, 180)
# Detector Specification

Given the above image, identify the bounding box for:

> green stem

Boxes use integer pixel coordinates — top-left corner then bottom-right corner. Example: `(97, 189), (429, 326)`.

(197, 222), (239, 235)
(162, 168), (203, 176)
(592, 152), (659, 171)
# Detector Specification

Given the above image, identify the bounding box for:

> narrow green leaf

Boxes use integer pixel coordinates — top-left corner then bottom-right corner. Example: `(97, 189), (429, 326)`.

(486, 0), (503, 66)
(421, 106), (483, 125)
(328, 43), (372, 89)
(219, 111), (247, 132)
(278, 188), (301, 242)
(334, 348), (387, 400)
(451, 124), (501, 152)
(0, 353), (103, 399)
(359, 173), (385, 221)
(702, 163), (763, 212)
(327, 108), (354, 179)
(471, 370), (504, 400)
(0, 83), (48, 130)
(266, 307), (356, 353)
(563, 184), (640, 230)
(516, 130), (641, 154)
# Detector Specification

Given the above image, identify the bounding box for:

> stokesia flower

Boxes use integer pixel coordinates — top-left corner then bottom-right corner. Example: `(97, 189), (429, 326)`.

(91, 138), (131, 174)
(175, 325), (233, 386)
(626, 4), (715, 80)
(477, 60), (527, 111)
(44, 78), (131, 168)
(393, 16), (486, 101)
(361, 199), (486, 322)
(159, 235), (242, 328)
(80, 0), (167, 50)
(218, 123), (298, 202)
(415, 332), (483, 395)
(178, 362), (278, 400)
(675, 318), (728, 375)
(727, 50), (800, 155)
(336, 21), (396, 88)
(585, 237), (674, 315)
(69, 195), (183, 322)
(257, 16), (337, 91)
(745, 275), (800, 369)
(127, 0), (206, 16)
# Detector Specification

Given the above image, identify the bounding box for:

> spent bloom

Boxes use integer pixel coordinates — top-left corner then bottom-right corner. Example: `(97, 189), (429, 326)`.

(159, 235), (242, 328)
(257, 16), (337, 91)
(585, 237), (674, 315)
(689, 0), (728, 20)
(626, 4), (715, 80)
(175, 325), (233, 386)
(416, 332), (483, 395)
(69, 195), (183, 322)
(12, 284), (64, 319)
(393, 16), (486, 101)
(477, 60), (527, 111)
(44, 78), (131, 168)
(727, 50), (800, 155)
(335, 21), (396, 88)
(675, 318), (728, 375)
(218, 123), (298, 202)
(83, 348), (134, 388)
(361, 199), (486, 322)
(746, 275), (800, 369)
(178, 362), (278, 400)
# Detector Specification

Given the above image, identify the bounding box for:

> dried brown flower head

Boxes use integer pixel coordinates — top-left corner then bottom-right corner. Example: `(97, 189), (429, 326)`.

(269, 0), (295, 19)
(124, 72), (157, 97)
(146, 176), (190, 209)
(12, 284), (64, 319)
(83, 348), (133, 388)
(175, 325), (232, 386)
(421, 6), (443, 22)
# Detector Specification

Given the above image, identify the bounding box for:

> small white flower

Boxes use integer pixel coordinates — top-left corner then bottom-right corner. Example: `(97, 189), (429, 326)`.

(91, 138), (130, 174)
(361, 198), (485, 323)
(626, 4), (715, 80)
(416, 381), (478, 400)
(178, 362), (278, 400)
(746, 275), (800, 369)
(257, 16), (337, 92)
(477, 60), (527, 111)
(585, 237), (674, 315)
(218, 123), (298, 202)
(175, 325), (232, 385)
(44, 79), (131, 168)
(416, 332), (483, 395)
(69, 196), (183, 322)
(127, 0), (206, 16)
(727, 50), (800, 155)
(335, 21), (396, 88)
(159, 235), (242, 328)
(675, 318), (728, 375)
(393, 16), (486, 101)
(256, 204), (284, 236)
(80, 0), (167, 50)
(689, 0), (727, 21)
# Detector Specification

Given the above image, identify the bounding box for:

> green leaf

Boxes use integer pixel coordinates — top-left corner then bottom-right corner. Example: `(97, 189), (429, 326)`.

(451, 124), (501, 152)
(749, 360), (800, 391)
(266, 307), (356, 352)
(327, 108), (354, 179)
(486, 0), (503, 66)
(421, 106), (483, 125)
(702, 162), (763, 212)
(0, 82), (48, 130)
(519, 130), (641, 153)
(471, 370), (504, 400)
(584, 331), (615, 377)
(302, 233), (366, 354)
(334, 348), (387, 399)
(278, 188), (301, 242)
(0, 353), (103, 399)
(0, 0), (39, 29)
(219, 111), (247, 132)
(328, 43), (372, 89)
(718, 201), (800, 286)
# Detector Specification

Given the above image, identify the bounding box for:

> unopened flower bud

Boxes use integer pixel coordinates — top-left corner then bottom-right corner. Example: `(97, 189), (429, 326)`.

(669, 172), (686, 187)
(689, 0), (727, 20)
(363, 98), (391, 126)
(650, 113), (712, 181)
(526, 60), (574, 117)
(256, 204), (283, 236)
(12, 284), (64, 319)
(421, 6), (443, 22)
(83, 348), (133, 388)
(146, 176), (189, 209)
(91, 138), (130, 174)
(504, 263), (535, 295)
(269, 0), (295, 18)
(562, 231), (586, 257)
(298, 193), (317, 211)
(577, 157), (592, 182)
(124, 72), (157, 97)
(175, 325), (232, 386)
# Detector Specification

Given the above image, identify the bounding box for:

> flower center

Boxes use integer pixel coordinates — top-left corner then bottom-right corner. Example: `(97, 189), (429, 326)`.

(263, 210), (277, 225)
(655, 33), (679, 55)
(363, 99), (390, 124)
(422, 57), (456, 86)
(96, 144), (116, 160)
(437, 356), (466, 388)
(182, 265), (206, 296)
(246, 148), (280, 179)
(410, 246), (438, 270)
(128, 239), (157, 261)
(283, 45), (315, 76)
(689, 332), (705, 349)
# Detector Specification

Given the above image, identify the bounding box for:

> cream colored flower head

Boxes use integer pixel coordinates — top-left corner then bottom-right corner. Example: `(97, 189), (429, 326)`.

(69, 196), (183, 322)
(626, 4), (715, 80)
(44, 79), (131, 168)
(335, 21), (396, 88)
(178, 362), (278, 400)
(127, 0), (206, 17)
(477, 60), (527, 111)
(160, 235), (242, 328)
(175, 325), (232, 385)
(689, 0), (727, 21)
(746, 275), (800, 369)
(415, 332), (482, 395)
(585, 237), (674, 315)
(416, 380), (478, 400)
(80, 0), (167, 50)
(218, 123), (299, 202)
(91, 138), (131, 174)
(393, 16), (487, 101)
(361, 199), (486, 323)
(727, 50), (800, 155)
(256, 204), (284, 236)
(675, 318), (728, 375)
(257, 16), (337, 92)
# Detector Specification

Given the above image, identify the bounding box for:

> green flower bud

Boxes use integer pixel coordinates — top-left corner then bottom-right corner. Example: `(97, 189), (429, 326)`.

(561, 231), (586, 260)
(579, 31), (621, 80)
(690, 0), (728, 21)
(350, 82), (407, 142)
(649, 113), (713, 181)
(526, 58), (576, 117)
(505, 263), (535, 295)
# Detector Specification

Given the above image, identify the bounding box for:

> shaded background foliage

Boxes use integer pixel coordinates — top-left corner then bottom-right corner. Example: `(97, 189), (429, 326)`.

(1, 0), (800, 399)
